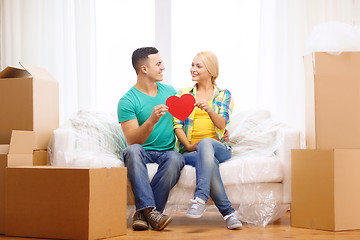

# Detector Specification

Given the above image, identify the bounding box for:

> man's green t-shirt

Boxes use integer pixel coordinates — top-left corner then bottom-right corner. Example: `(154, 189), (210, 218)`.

(117, 82), (176, 151)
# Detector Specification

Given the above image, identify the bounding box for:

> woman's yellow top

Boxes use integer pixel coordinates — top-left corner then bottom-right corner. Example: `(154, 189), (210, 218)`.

(190, 101), (220, 144)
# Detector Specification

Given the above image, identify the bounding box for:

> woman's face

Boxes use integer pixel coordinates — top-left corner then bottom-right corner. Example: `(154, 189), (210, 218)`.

(190, 55), (212, 82)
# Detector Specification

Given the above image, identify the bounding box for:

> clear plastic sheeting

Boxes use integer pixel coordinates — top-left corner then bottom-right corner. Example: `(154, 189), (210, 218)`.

(48, 109), (299, 227)
(227, 109), (284, 158)
(237, 203), (290, 228)
(48, 110), (126, 168)
(306, 21), (360, 53)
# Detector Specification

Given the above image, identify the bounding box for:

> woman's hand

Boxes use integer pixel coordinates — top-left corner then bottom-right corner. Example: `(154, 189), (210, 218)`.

(194, 101), (212, 113)
(222, 129), (230, 143)
(185, 142), (199, 152)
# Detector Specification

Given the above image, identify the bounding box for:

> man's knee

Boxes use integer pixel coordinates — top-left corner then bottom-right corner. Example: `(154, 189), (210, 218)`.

(123, 144), (142, 154)
(122, 144), (144, 165)
(166, 151), (185, 170)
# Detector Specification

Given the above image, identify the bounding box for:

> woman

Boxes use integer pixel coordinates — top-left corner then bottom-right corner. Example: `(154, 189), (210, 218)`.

(173, 51), (242, 229)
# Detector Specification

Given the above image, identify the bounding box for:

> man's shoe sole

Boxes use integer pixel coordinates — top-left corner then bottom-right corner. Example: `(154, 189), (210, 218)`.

(153, 217), (173, 231)
(132, 220), (149, 231)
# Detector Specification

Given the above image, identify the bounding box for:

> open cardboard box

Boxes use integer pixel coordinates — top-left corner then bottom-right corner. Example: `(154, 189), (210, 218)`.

(304, 52), (360, 149)
(0, 130), (35, 233)
(5, 166), (127, 239)
(0, 63), (59, 150)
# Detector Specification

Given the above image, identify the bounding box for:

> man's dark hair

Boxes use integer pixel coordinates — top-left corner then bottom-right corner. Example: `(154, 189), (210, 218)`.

(132, 47), (159, 74)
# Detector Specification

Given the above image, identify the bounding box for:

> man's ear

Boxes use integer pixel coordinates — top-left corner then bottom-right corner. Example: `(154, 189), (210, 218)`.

(140, 65), (147, 74)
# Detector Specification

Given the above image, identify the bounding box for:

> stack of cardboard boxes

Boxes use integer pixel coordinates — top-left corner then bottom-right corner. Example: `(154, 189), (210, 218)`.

(0, 63), (59, 165)
(291, 52), (360, 231)
(0, 63), (127, 239)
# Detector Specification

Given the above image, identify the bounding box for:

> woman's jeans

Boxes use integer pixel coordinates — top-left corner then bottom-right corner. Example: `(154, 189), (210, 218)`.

(182, 138), (234, 217)
(123, 144), (185, 213)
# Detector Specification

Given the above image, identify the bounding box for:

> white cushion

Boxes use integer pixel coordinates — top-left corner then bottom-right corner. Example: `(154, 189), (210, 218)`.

(147, 154), (283, 189)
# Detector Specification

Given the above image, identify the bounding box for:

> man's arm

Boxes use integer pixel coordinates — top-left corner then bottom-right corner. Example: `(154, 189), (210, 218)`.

(120, 104), (169, 145)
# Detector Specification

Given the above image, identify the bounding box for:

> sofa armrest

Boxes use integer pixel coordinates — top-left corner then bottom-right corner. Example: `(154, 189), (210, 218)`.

(275, 125), (301, 203)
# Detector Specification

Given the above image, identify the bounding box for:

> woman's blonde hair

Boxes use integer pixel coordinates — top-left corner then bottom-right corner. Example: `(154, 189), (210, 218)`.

(196, 51), (219, 83)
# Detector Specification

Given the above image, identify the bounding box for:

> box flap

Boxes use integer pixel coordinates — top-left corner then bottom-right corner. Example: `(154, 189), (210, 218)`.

(0, 145), (10, 154)
(0, 66), (30, 79)
(7, 154), (33, 167)
(304, 53), (316, 149)
(8, 131), (35, 154)
(19, 63), (57, 82)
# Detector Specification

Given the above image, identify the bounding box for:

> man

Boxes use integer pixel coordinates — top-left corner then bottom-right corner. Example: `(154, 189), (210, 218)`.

(117, 47), (185, 231)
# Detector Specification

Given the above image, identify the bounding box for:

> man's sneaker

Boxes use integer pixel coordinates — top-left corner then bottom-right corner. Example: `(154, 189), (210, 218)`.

(132, 211), (149, 231)
(143, 207), (173, 231)
(224, 212), (242, 230)
(186, 197), (206, 218)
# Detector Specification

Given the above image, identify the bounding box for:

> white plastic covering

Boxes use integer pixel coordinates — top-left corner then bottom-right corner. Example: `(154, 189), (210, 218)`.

(306, 21), (360, 53)
(48, 110), (126, 168)
(227, 110), (283, 158)
(48, 109), (298, 227)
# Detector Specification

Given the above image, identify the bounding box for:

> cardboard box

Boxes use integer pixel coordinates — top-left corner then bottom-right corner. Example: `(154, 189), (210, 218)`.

(33, 149), (48, 165)
(304, 52), (360, 149)
(5, 166), (127, 239)
(291, 149), (360, 231)
(0, 130), (35, 234)
(0, 63), (59, 149)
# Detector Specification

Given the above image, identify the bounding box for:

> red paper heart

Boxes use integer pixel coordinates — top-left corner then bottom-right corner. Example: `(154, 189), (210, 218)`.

(166, 94), (195, 121)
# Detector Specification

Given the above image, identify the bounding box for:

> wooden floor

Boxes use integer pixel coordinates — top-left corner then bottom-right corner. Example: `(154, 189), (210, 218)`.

(1, 210), (360, 239)
(113, 210), (360, 240)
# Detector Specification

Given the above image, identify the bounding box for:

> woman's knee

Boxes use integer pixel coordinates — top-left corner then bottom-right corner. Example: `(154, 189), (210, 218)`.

(198, 138), (216, 149)
(197, 138), (220, 165)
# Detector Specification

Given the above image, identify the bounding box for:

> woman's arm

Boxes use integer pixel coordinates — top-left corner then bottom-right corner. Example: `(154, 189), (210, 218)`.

(175, 128), (199, 152)
(194, 101), (226, 130)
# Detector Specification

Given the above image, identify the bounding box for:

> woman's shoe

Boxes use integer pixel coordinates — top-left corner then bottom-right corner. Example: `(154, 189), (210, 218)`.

(186, 197), (206, 218)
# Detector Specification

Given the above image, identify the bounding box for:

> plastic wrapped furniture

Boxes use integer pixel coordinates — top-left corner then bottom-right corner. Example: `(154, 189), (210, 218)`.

(48, 109), (300, 227)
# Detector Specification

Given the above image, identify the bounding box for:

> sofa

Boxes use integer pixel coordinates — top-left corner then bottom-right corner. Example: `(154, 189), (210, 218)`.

(48, 110), (300, 227)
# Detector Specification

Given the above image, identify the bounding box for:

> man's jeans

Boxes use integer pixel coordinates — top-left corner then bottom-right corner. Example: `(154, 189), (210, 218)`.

(182, 138), (234, 217)
(123, 144), (185, 213)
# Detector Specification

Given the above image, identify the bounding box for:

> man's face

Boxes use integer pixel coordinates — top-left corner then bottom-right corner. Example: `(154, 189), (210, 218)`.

(144, 53), (165, 82)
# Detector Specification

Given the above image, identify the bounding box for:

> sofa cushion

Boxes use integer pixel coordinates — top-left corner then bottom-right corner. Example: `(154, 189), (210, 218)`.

(146, 154), (283, 188)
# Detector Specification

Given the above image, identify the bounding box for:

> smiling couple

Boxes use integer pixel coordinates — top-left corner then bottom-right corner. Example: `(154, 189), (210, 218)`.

(117, 47), (241, 231)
